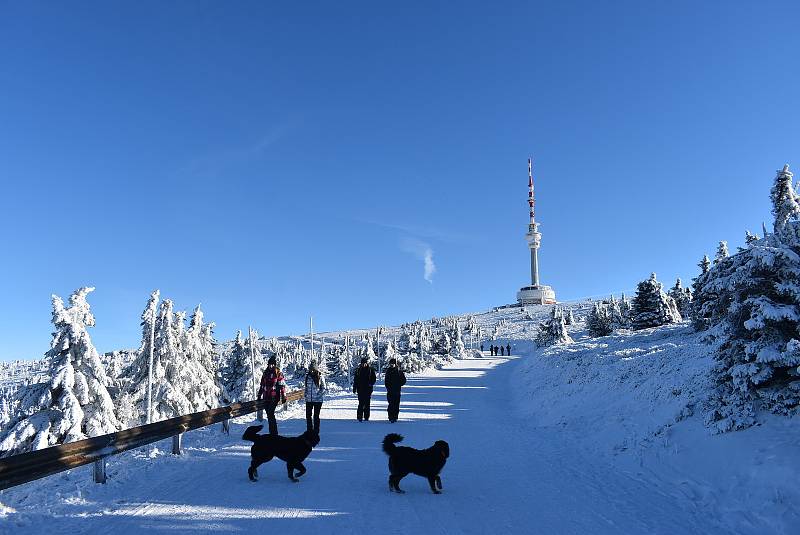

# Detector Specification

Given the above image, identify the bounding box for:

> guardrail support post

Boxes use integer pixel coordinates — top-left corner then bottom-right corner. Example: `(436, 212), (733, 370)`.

(93, 458), (106, 484)
(222, 418), (230, 434)
(172, 433), (182, 455)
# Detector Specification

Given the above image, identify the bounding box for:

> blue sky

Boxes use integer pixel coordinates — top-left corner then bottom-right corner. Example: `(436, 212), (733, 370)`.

(1, 1), (799, 361)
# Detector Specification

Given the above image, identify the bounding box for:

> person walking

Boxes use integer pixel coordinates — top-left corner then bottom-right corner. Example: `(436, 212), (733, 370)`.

(257, 356), (286, 435)
(304, 360), (326, 434)
(490, 345), (494, 356)
(506, 344), (511, 356)
(480, 343), (484, 353)
(352, 357), (376, 421)
(500, 345), (505, 356)
(383, 358), (406, 423)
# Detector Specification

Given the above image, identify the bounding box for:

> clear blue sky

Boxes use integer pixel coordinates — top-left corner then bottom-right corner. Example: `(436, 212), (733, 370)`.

(1, 1), (799, 362)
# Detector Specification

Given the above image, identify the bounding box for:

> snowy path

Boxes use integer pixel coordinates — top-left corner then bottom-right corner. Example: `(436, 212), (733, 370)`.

(4, 356), (733, 534)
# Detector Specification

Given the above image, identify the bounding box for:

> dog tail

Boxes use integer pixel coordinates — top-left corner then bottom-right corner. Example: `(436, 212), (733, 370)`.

(242, 425), (264, 442)
(382, 433), (403, 455)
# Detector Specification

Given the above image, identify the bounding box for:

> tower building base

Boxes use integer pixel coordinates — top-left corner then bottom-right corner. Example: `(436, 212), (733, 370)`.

(517, 285), (556, 305)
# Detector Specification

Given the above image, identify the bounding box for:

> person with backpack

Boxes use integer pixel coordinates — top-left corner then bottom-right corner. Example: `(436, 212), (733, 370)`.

(304, 360), (326, 434)
(506, 344), (511, 356)
(500, 345), (505, 356)
(257, 356), (286, 435)
(383, 358), (406, 423)
(352, 357), (376, 422)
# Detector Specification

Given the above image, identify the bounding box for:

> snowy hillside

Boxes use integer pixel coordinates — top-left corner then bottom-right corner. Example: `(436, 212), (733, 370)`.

(1, 307), (797, 533)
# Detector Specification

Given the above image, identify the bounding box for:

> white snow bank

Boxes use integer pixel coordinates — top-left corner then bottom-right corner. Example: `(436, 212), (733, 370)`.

(512, 323), (800, 534)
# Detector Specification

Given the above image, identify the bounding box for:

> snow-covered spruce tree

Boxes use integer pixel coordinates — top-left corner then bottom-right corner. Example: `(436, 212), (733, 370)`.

(536, 306), (573, 347)
(221, 330), (257, 402)
(631, 273), (682, 330)
(565, 308), (575, 326)
(435, 330), (452, 355)
(186, 305), (215, 374)
(699, 167), (800, 431)
(771, 164), (800, 233)
(619, 293), (632, 323)
(669, 278), (693, 318)
(692, 255), (716, 331)
(0, 288), (120, 456)
(586, 302), (614, 337)
(714, 241), (729, 266)
(449, 319), (467, 358)
(745, 230), (760, 246)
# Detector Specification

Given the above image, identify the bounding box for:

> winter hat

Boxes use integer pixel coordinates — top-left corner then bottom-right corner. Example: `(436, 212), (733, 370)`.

(360, 357), (368, 364)
(268, 355), (277, 366)
(389, 358), (397, 365)
(309, 360), (318, 372)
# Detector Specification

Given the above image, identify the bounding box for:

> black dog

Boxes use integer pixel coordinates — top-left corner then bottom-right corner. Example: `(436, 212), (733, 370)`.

(382, 433), (449, 494)
(242, 425), (320, 482)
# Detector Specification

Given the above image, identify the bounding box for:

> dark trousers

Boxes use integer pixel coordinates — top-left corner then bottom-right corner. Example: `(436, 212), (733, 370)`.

(357, 390), (372, 421)
(306, 402), (322, 433)
(387, 391), (401, 422)
(265, 399), (280, 435)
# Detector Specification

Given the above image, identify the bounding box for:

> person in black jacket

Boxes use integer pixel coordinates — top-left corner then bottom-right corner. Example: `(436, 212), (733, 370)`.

(506, 344), (511, 356)
(352, 357), (377, 422)
(383, 358), (407, 423)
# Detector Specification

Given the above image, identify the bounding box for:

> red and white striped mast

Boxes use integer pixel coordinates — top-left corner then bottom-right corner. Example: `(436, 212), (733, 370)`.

(526, 157), (541, 287)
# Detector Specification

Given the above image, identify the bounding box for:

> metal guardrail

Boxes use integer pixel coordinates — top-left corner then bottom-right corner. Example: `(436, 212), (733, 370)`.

(0, 389), (305, 491)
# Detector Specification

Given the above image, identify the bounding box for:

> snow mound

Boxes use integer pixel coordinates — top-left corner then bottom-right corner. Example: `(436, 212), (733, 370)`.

(512, 322), (800, 534)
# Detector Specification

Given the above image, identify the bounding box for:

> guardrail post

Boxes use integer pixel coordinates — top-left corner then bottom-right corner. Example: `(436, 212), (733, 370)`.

(222, 418), (230, 434)
(172, 433), (182, 455)
(93, 458), (106, 484)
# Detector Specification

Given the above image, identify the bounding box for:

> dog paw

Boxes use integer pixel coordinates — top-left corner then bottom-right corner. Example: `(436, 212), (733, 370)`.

(432, 490), (442, 494)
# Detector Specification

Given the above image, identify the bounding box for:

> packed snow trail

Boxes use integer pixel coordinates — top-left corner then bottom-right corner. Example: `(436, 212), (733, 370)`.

(4, 356), (733, 534)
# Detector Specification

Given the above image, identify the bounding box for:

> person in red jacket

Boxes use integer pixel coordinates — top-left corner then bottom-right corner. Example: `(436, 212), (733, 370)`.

(258, 356), (286, 435)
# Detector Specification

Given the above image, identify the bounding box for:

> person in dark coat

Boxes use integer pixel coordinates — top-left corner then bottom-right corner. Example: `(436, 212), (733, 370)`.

(480, 343), (484, 353)
(383, 358), (407, 423)
(490, 345), (494, 356)
(500, 345), (505, 356)
(257, 356), (287, 435)
(352, 357), (377, 422)
(506, 344), (511, 356)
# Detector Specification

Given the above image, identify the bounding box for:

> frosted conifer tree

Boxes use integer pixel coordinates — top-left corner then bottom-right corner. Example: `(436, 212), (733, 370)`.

(565, 308), (575, 326)
(771, 164), (800, 233)
(745, 230), (760, 246)
(436, 331), (452, 355)
(631, 273), (682, 330)
(120, 290), (159, 391)
(0, 288), (120, 456)
(449, 320), (467, 358)
(699, 255), (711, 275)
(698, 169), (800, 431)
(221, 330), (258, 402)
(669, 278), (692, 318)
(586, 302), (614, 337)
(714, 241), (729, 266)
(536, 307), (573, 347)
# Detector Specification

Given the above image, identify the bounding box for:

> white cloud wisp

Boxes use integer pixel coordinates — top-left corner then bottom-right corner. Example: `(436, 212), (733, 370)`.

(400, 237), (436, 284)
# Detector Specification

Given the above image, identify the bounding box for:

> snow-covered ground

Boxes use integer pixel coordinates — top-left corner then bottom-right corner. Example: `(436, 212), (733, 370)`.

(2, 317), (798, 533)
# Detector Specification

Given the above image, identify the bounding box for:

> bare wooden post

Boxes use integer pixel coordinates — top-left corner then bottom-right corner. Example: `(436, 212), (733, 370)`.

(172, 433), (182, 455)
(93, 458), (106, 484)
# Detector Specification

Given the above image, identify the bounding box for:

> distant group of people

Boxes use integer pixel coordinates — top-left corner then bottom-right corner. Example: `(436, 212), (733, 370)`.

(479, 343), (511, 356)
(255, 355), (408, 436)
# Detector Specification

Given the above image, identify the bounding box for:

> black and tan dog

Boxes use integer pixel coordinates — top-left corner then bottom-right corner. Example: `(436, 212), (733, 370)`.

(382, 433), (449, 494)
(242, 425), (320, 482)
